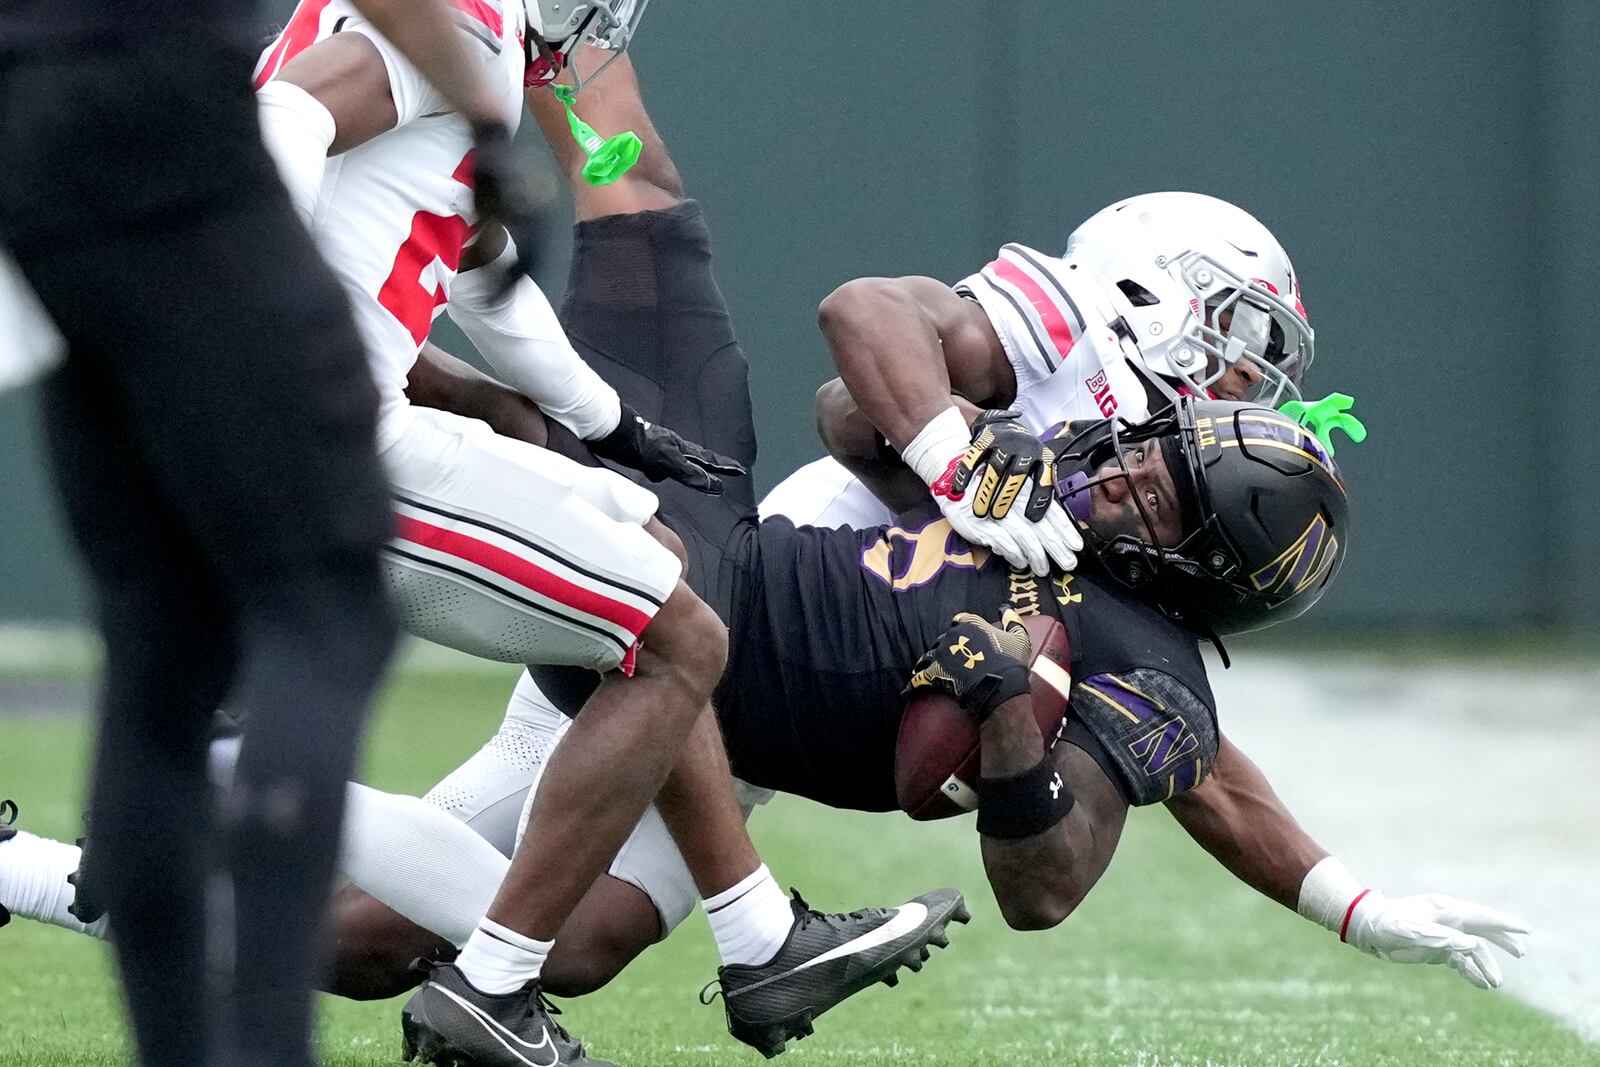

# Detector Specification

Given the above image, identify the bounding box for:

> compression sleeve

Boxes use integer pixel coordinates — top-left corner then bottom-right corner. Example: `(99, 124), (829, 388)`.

(447, 242), (624, 440)
(256, 80), (336, 228)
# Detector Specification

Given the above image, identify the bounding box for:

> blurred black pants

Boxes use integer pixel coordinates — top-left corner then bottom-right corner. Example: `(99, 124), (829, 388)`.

(0, 31), (398, 1067)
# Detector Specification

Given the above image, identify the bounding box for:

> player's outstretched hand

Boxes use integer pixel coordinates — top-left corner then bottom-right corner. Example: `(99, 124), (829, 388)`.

(590, 402), (747, 495)
(1343, 890), (1531, 989)
(905, 609), (1033, 723)
(469, 121), (551, 294)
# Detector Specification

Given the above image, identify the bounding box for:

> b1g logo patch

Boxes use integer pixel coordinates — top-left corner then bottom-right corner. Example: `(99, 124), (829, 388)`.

(1085, 369), (1118, 417)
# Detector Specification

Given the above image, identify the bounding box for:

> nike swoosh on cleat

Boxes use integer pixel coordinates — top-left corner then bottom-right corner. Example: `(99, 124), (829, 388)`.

(431, 984), (559, 1067)
(790, 903), (930, 974)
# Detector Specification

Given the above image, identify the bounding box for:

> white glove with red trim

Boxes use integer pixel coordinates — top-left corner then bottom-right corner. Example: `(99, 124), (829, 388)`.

(900, 406), (1080, 577)
(1298, 857), (1530, 989)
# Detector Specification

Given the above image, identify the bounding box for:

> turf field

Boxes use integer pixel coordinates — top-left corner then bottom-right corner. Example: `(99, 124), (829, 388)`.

(1, 658), (1594, 1067)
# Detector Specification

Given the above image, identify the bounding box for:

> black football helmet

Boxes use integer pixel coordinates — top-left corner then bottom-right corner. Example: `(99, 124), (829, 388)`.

(1049, 397), (1350, 638)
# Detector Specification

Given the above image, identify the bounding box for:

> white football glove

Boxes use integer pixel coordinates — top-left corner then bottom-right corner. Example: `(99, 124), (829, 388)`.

(1346, 890), (1530, 989)
(902, 406), (1081, 577)
(934, 486), (1079, 576)
(1299, 857), (1530, 990)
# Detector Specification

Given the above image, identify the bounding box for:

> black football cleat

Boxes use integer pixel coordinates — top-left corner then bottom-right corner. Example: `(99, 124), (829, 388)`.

(704, 887), (970, 1058)
(66, 826), (106, 925)
(0, 799), (17, 928)
(400, 962), (613, 1067)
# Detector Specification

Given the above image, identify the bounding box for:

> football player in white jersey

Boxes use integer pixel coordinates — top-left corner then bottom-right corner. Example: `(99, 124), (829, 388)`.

(295, 64), (1522, 1015)
(766, 192), (1317, 547)
(2, 35), (969, 1065)
(249, 13), (963, 1065)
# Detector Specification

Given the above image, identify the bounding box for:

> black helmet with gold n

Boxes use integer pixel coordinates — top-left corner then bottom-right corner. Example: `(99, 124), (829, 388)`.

(1050, 397), (1350, 638)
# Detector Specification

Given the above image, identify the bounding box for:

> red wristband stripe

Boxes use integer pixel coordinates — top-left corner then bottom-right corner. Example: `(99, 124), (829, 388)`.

(930, 455), (965, 500)
(1339, 889), (1372, 943)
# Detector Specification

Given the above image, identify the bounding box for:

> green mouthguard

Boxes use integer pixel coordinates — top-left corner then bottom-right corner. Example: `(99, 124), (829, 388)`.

(552, 84), (641, 186)
(1278, 392), (1368, 457)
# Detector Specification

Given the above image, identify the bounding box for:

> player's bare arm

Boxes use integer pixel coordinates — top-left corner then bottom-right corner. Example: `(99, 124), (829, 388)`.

(270, 0), (513, 156)
(1164, 733), (1326, 909)
(814, 378), (982, 517)
(977, 702), (1128, 930)
(1167, 733), (1530, 988)
(406, 343), (551, 448)
(273, 33), (401, 152)
(526, 48), (684, 220)
(821, 277), (1082, 575)
(819, 276), (1014, 452)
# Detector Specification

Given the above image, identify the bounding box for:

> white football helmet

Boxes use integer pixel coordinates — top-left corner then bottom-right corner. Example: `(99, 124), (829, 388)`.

(527, 0), (650, 90)
(1064, 191), (1313, 406)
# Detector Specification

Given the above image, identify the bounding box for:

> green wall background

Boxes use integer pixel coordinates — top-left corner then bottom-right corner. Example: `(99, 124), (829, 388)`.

(2, 1), (1595, 635)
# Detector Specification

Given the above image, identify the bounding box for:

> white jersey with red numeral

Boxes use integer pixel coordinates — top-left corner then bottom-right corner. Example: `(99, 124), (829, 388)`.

(252, 1), (680, 676)
(254, 0), (528, 448)
(760, 243), (1155, 530)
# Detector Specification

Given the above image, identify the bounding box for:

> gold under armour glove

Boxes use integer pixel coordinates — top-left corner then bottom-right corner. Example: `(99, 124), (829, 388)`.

(905, 610), (1034, 723)
(945, 410), (1059, 522)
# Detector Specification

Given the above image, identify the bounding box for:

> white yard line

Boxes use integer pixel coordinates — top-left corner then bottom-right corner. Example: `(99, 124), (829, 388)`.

(1210, 654), (1600, 1042)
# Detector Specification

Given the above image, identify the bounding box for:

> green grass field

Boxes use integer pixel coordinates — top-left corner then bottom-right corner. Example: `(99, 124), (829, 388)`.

(1, 662), (1593, 1067)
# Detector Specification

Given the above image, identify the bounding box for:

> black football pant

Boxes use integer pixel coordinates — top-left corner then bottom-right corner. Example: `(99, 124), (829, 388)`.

(0, 33), (398, 1067)
(530, 202), (762, 709)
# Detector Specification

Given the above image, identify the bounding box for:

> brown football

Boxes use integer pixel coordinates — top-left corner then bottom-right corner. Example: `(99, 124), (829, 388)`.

(894, 613), (1072, 820)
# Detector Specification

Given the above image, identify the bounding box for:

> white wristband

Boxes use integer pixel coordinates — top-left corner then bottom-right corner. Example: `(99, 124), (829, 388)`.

(901, 406), (973, 487)
(1297, 855), (1369, 935)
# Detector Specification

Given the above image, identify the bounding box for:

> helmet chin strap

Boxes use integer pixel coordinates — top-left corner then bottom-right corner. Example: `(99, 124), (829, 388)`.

(550, 84), (642, 186)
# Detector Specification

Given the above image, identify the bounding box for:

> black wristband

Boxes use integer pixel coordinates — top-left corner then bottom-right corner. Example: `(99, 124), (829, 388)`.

(976, 756), (1074, 839)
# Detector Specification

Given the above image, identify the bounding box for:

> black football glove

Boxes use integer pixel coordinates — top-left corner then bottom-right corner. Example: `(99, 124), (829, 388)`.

(469, 120), (552, 294)
(947, 409), (1059, 522)
(589, 402), (747, 495)
(905, 609), (1034, 723)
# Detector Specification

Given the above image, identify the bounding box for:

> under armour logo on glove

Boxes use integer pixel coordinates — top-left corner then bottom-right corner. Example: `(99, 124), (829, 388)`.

(905, 609), (1034, 724)
(949, 636), (984, 670)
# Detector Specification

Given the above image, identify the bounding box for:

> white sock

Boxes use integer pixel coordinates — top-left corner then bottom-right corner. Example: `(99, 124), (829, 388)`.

(339, 783), (511, 948)
(0, 831), (109, 939)
(455, 917), (552, 994)
(703, 864), (793, 967)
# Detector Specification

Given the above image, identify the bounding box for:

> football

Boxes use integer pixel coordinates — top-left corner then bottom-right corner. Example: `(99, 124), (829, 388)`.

(894, 613), (1073, 821)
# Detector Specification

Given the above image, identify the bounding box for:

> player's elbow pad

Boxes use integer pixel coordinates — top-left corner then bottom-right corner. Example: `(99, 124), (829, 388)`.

(256, 80), (336, 229)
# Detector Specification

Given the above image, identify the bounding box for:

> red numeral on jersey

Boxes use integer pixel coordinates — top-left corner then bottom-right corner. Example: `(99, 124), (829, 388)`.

(376, 151), (478, 346)
(254, 0), (334, 89)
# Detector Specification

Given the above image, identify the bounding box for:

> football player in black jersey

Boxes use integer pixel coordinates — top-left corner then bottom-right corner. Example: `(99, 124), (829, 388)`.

(347, 47), (1524, 1005)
